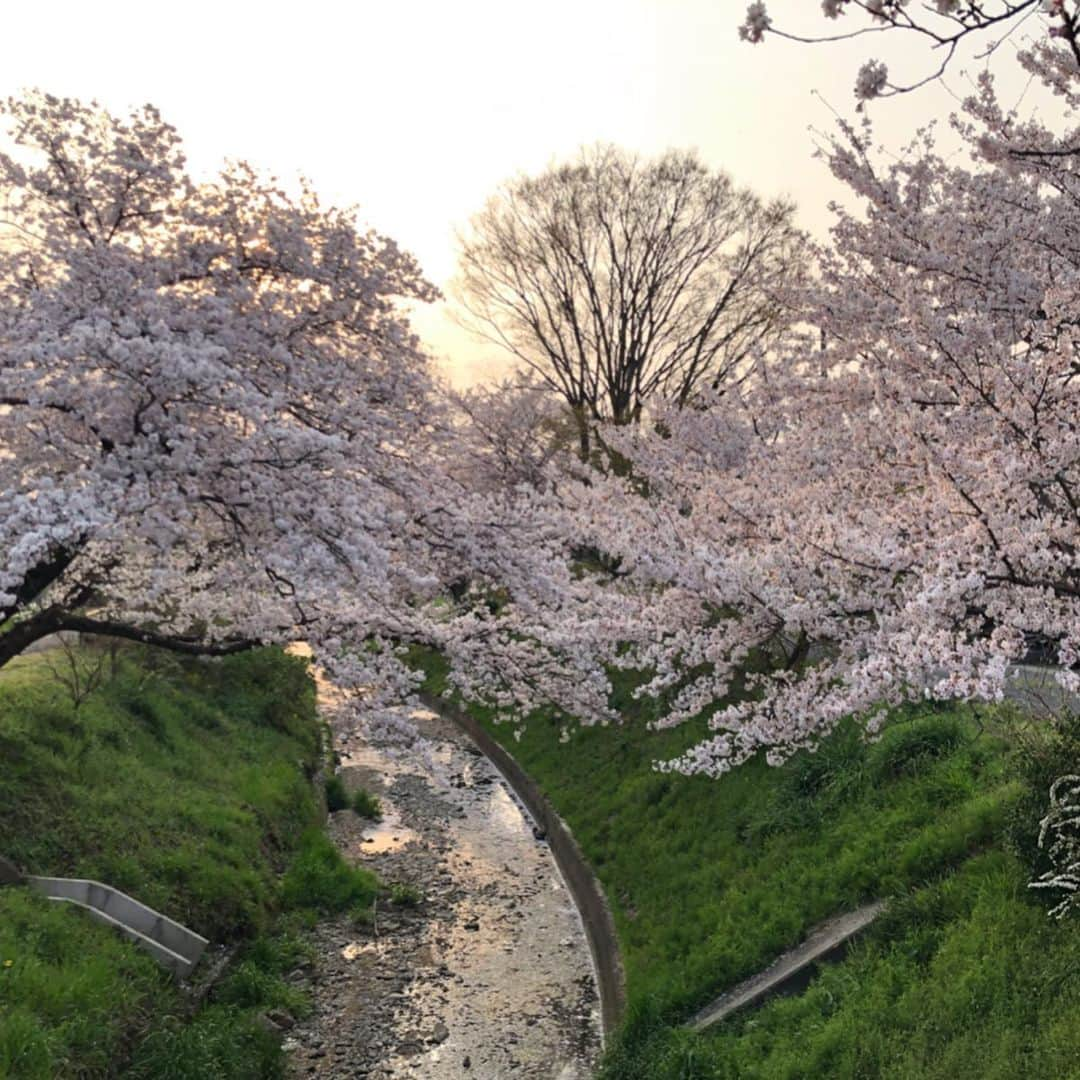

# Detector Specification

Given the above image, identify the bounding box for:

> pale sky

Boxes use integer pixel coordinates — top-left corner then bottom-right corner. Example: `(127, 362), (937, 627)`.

(0, 0), (1056, 385)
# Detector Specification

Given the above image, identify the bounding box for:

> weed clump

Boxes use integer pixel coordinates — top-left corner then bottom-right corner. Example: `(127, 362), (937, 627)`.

(280, 828), (377, 914)
(352, 788), (382, 820)
(324, 774), (348, 812)
(388, 882), (421, 907)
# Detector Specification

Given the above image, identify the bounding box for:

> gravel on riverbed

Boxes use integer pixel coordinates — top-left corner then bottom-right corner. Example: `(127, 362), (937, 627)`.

(286, 707), (601, 1079)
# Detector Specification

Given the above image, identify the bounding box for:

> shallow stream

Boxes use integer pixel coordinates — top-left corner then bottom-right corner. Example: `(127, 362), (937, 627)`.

(287, 705), (602, 1078)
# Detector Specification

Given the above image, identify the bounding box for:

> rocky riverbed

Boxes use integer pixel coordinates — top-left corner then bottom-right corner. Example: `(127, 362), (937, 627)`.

(286, 707), (602, 1078)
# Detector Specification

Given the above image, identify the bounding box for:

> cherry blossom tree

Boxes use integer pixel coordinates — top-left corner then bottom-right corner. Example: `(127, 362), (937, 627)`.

(445, 374), (574, 494)
(0, 92), (442, 681)
(564, 72), (1080, 777)
(740, 1), (1080, 100)
(0, 91), (637, 729)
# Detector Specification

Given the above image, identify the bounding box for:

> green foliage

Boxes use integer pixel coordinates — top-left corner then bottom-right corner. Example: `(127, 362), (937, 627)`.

(0, 889), (170, 1079)
(1005, 711), (1080, 867)
(324, 773), (348, 812)
(125, 1007), (284, 1080)
(388, 882), (421, 907)
(409, 647), (1079, 1077)
(604, 855), (1080, 1080)
(352, 787), (383, 820)
(423, 674), (1014, 1017)
(0, 647), (320, 940)
(280, 828), (378, 914)
(0, 646), (327, 1077)
(868, 712), (968, 780)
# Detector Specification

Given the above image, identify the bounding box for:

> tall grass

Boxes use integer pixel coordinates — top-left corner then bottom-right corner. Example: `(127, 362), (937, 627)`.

(0, 645), (368, 1078)
(411, 647), (1080, 1078)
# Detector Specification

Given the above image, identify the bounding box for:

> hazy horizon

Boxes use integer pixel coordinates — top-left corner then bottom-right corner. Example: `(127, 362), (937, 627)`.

(0, 0), (1059, 386)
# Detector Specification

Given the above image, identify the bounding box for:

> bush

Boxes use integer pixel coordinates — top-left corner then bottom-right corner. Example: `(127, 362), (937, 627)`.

(352, 788), (382, 820)
(126, 1007), (284, 1080)
(280, 829), (377, 913)
(1029, 775), (1080, 919)
(1006, 712), (1080, 866)
(869, 714), (967, 780)
(388, 882), (421, 907)
(324, 774), (348, 812)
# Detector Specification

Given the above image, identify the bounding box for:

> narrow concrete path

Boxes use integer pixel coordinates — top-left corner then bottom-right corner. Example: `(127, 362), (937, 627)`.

(689, 901), (889, 1031)
(287, 706), (602, 1079)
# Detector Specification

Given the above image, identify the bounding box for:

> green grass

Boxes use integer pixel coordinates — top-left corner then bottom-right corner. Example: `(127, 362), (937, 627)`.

(0, 644), (371, 1078)
(280, 828), (378, 913)
(411, 647), (1080, 1078)
(0, 888), (172, 1077)
(351, 787), (382, 820)
(604, 853), (1080, 1079)
(325, 773), (349, 812)
(0, 647), (321, 939)
(124, 1006), (284, 1080)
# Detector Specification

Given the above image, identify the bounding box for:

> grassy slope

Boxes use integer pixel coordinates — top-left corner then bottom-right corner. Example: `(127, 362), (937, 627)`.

(0, 646), (375, 1079)
(413, 650), (1080, 1079)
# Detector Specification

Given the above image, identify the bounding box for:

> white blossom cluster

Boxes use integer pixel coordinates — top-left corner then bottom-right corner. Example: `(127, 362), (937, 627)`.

(0, 92), (636, 732)
(1031, 776), (1080, 919)
(528, 61), (1080, 785)
(740, 1), (1079, 99)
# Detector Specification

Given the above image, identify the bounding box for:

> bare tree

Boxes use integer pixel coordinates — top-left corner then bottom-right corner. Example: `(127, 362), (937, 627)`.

(45, 635), (111, 712)
(454, 144), (805, 455)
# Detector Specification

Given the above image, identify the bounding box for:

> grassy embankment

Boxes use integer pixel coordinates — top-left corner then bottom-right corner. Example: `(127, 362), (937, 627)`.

(413, 649), (1080, 1079)
(0, 645), (376, 1079)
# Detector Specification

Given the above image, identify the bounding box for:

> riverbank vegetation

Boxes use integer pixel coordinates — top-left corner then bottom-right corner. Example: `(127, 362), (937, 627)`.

(413, 649), (1080, 1078)
(0, 645), (375, 1079)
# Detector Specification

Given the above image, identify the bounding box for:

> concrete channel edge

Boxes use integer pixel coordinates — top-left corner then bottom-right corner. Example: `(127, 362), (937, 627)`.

(418, 691), (628, 1040)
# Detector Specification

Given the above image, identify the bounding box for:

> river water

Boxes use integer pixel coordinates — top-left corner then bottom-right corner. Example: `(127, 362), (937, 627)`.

(287, 705), (602, 1079)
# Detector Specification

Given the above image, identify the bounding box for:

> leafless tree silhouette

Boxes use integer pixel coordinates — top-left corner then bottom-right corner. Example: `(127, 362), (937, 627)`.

(455, 145), (805, 456)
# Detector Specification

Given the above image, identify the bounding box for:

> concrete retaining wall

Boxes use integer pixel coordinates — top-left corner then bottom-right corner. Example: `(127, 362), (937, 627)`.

(420, 691), (627, 1038)
(19, 631), (80, 655)
(689, 901), (888, 1030)
(1003, 663), (1080, 718)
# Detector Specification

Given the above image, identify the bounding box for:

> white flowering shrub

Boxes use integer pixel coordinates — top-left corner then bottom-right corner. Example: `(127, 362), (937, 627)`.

(1030, 776), (1080, 919)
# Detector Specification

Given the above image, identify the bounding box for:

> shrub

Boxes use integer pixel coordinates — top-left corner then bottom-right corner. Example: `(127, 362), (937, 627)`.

(1006, 712), (1080, 865)
(280, 829), (377, 914)
(388, 882), (421, 907)
(869, 715), (966, 780)
(1029, 775), (1080, 919)
(352, 788), (382, 820)
(324, 774), (348, 812)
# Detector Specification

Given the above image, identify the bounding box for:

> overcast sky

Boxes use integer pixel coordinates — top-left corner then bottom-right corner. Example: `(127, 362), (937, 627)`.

(0, 1), (1056, 385)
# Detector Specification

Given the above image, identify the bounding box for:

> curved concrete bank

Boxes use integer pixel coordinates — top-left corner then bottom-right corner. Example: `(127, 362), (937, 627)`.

(291, 699), (602, 1077)
(419, 691), (628, 1038)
